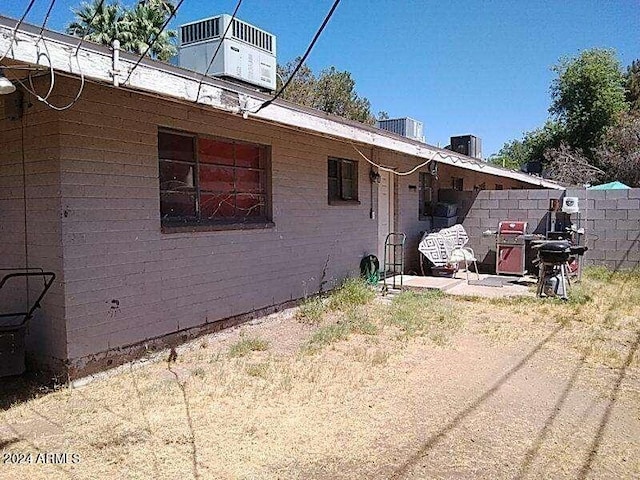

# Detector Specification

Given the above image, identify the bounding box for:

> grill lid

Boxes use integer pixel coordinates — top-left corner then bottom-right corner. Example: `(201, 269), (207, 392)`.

(498, 221), (527, 235)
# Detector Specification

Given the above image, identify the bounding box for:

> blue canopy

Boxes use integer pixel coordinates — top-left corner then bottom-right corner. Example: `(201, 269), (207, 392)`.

(587, 181), (631, 190)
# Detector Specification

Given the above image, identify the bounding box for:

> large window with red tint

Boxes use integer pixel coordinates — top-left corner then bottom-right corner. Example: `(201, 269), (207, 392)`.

(159, 130), (270, 227)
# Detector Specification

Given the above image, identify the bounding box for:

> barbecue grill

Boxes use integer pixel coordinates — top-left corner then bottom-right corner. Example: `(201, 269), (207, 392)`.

(534, 241), (588, 299)
(496, 221), (528, 275)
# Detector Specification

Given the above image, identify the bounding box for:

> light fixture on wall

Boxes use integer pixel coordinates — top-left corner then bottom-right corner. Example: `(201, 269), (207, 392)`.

(369, 168), (381, 184)
(0, 68), (16, 95)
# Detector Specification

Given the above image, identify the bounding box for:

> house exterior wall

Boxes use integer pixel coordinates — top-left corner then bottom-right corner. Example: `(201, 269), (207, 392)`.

(3, 77), (549, 378)
(54, 80), (377, 374)
(0, 91), (67, 371)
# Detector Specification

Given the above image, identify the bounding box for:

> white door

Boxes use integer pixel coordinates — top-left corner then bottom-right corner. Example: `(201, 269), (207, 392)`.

(377, 171), (395, 270)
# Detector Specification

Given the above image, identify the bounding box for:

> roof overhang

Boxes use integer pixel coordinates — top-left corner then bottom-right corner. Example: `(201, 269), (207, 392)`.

(0, 16), (563, 190)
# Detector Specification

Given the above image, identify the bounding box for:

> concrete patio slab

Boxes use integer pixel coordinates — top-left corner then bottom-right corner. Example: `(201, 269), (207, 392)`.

(380, 273), (535, 299)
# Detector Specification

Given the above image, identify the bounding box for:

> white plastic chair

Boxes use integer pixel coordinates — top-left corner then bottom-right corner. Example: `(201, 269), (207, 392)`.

(449, 247), (480, 283)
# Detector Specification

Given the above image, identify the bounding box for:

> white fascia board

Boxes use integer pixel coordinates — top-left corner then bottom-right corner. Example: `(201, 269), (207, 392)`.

(0, 17), (563, 190)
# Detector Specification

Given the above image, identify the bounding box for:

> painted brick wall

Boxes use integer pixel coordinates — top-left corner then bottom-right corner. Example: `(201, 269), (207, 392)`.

(55, 80), (378, 367)
(0, 90), (67, 370)
(461, 188), (640, 271)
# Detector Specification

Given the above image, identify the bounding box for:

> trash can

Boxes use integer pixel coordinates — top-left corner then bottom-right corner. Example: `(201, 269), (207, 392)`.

(0, 271), (56, 377)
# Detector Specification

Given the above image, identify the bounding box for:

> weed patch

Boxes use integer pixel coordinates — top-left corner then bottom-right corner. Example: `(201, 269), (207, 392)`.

(296, 297), (327, 325)
(228, 333), (269, 358)
(328, 278), (376, 311)
(385, 291), (461, 343)
(246, 362), (270, 378)
(303, 322), (351, 353)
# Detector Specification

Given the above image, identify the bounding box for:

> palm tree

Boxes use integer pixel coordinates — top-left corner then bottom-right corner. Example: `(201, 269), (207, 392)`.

(122, 0), (177, 61)
(67, 0), (124, 46)
(67, 0), (177, 61)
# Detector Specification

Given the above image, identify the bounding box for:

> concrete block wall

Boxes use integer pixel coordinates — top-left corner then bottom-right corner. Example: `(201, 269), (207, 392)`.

(54, 79), (378, 374)
(461, 188), (640, 271)
(0, 89), (67, 372)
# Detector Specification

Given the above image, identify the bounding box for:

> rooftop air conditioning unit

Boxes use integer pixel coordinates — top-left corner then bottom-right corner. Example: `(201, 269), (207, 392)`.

(178, 14), (276, 91)
(450, 135), (482, 160)
(377, 117), (425, 142)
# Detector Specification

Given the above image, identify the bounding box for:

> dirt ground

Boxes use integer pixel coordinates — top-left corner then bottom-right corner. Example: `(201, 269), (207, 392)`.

(1, 272), (639, 480)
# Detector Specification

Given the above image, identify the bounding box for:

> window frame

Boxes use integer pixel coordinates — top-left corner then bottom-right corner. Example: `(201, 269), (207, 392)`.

(158, 128), (273, 232)
(328, 157), (359, 205)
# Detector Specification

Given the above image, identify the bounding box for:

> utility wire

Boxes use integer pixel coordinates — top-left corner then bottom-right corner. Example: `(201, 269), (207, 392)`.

(350, 142), (434, 176)
(252, 0), (341, 114)
(38, 0), (57, 37)
(195, 0), (243, 102)
(31, 0), (59, 103)
(0, 0), (38, 63)
(73, 0), (106, 55)
(123, 0), (185, 84)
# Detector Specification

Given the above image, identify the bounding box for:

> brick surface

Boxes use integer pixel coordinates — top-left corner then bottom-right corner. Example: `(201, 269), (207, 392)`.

(617, 219), (640, 230)
(489, 190), (509, 200)
(595, 199), (618, 209)
(605, 189), (629, 199)
(518, 200), (538, 209)
(605, 229), (628, 240)
(528, 189), (556, 199)
(617, 199), (640, 210)
(605, 209), (627, 220)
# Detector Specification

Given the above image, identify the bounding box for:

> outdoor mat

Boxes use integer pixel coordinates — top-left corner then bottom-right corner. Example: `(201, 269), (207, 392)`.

(468, 278), (505, 287)
(467, 276), (522, 287)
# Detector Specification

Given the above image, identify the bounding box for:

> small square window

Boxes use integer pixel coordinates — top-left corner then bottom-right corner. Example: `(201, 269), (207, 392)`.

(328, 157), (358, 203)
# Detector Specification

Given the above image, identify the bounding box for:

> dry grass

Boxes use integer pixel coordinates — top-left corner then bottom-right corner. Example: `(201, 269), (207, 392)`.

(1, 270), (639, 479)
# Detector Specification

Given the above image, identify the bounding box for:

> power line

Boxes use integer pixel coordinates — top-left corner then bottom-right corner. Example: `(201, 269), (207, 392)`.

(252, 0), (341, 115)
(123, 0), (186, 84)
(0, 0), (39, 63)
(38, 0), (57, 37)
(194, 0), (244, 102)
(73, 0), (107, 55)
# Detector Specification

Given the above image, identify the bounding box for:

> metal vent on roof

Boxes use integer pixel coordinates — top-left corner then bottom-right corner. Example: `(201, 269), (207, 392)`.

(180, 17), (221, 45)
(231, 19), (273, 53)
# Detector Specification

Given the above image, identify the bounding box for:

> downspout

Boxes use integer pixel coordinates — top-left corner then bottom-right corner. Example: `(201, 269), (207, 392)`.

(111, 40), (120, 87)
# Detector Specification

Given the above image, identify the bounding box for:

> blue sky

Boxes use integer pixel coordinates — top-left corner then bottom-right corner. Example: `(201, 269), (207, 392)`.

(2, 0), (639, 156)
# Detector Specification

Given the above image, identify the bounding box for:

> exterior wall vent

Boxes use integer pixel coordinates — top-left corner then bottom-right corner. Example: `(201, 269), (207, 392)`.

(178, 14), (276, 91)
(377, 117), (425, 143)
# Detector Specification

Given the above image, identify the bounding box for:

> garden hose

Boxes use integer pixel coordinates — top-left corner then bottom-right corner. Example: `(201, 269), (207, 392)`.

(360, 254), (380, 285)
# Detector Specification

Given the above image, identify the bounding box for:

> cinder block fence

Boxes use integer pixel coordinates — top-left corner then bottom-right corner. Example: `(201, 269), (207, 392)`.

(459, 188), (640, 272)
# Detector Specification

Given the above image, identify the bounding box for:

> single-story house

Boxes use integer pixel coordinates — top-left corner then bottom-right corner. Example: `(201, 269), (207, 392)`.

(0, 16), (562, 378)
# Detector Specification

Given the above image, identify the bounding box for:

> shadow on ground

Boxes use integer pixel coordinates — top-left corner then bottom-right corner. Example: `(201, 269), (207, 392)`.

(0, 371), (65, 410)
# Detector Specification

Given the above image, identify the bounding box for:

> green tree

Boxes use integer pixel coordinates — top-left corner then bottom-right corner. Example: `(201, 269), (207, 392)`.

(549, 48), (628, 158)
(67, 0), (177, 61)
(277, 59), (376, 124)
(488, 121), (565, 170)
(626, 59), (640, 112)
(67, 0), (124, 46)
